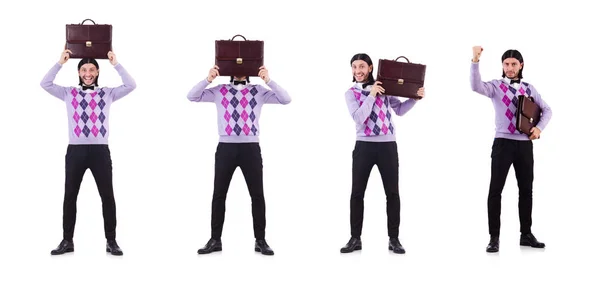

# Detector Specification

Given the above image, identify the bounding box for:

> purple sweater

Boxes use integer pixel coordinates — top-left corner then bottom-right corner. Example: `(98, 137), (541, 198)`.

(40, 63), (137, 144)
(345, 83), (418, 142)
(187, 79), (291, 143)
(470, 62), (552, 140)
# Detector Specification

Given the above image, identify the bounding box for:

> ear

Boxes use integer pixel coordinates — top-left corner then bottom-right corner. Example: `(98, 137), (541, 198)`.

(520, 62), (524, 70)
(369, 65), (373, 72)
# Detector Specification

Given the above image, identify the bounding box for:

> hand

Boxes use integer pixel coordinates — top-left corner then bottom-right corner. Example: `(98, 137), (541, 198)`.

(108, 51), (118, 66)
(370, 81), (384, 97)
(416, 87), (425, 99)
(529, 127), (541, 140)
(258, 66), (270, 83)
(472, 46), (483, 62)
(59, 49), (72, 65)
(207, 65), (220, 83)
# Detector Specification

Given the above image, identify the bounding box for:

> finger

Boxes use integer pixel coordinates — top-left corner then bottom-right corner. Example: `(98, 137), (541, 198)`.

(215, 70), (220, 76)
(259, 66), (265, 70)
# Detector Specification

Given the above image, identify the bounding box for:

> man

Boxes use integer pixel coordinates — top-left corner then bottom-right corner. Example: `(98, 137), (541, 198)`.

(470, 46), (552, 253)
(340, 53), (425, 254)
(187, 65), (291, 256)
(40, 49), (136, 256)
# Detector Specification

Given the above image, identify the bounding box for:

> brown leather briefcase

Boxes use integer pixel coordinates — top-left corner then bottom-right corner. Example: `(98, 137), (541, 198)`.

(66, 19), (112, 59)
(215, 34), (264, 77)
(376, 56), (426, 99)
(516, 95), (541, 134)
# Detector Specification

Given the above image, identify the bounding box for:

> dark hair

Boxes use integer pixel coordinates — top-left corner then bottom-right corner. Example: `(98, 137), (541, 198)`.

(350, 53), (375, 88)
(501, 49), (524, 79)
(230, 76), (250, 83)
(77, 58), (100, 86)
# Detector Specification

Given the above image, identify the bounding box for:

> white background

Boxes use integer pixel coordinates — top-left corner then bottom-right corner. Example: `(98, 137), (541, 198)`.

(0, 0), (598, 282)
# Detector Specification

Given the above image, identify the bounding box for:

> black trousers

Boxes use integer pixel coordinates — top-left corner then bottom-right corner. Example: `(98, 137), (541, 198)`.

(488, 138), (534, 237)
(63, 144), (116, 241)
(210, 142), (266, 240)
(350, 141), (400, 238)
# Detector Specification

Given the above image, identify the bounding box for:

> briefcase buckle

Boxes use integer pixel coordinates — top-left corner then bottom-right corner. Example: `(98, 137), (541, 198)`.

(86, 41), (92, 47)
(529, 118), (534, 123)
(236, 58), (243, 64)
(397, 79), (404, 85)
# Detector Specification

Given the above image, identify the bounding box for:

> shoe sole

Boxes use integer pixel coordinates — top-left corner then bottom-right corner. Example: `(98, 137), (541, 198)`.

(340, 246), (362, 253)
(520, 242), (545, 248)
(388, 246), (406, 254)
(255, 248), (274, 255)
(51, 248), (74, 255)
(106, 248), (123, 256)
(197, 247), (222, 254)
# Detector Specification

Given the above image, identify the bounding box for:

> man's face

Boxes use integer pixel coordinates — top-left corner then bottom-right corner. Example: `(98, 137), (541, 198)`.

(502, 58), (523, 79)
(352, 60), (372, 83)
(79, 63), (98, 86)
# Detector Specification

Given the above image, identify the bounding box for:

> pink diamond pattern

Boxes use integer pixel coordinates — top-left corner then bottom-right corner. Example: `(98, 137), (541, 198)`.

(375, 97), (384, 108)
(224, 111), (231, 122)
(364, 127), (372, 136)
(220, 86), (228, 95)
(221, 97), (229, 108)
(89, 99), (97, 110)
(502, 95), (511, 107)
(73, 112), (80, 123)
(71, 98), (78, 109)
(382, 124), (389, 134)
(499, 84), (508, 93)
(241, 88), (249, 95)
(91, 125), (99, 137)
(378, 110), (385, 122)
(74, 126), (82, 137)
(225, 125), (233, 135)
(91, 91), (97, 98)
(243, 124), (250, 135)
(240, 97), (248, 108)
(71, 88), (78, 97)
(354, 91), (361, 100)
(90, 112), (98, 123)
(241, 110), (249, 122)
(519, 88), (525, 95)
(505, 108), (514, 120)
(508, 123), (516, 133)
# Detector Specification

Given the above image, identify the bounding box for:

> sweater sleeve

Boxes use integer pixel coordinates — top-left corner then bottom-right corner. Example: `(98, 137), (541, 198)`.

(388, 96), (417, 116)
(259, 80), (292, 105)
(470, 62), (495, 98)
(187, 79), (220, 102)
(108, 63), (137, 102)
(346, 89), (375, 124)
(529, 84), (552, 131)
(40, 63), (69, 100)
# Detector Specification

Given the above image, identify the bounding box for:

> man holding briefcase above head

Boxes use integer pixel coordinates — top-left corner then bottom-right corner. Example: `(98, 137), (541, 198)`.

(187, 63), (291, 256)
(470, 46), (552, 253)
(340, 53), (424, 255)
(41, 49), (136, 256)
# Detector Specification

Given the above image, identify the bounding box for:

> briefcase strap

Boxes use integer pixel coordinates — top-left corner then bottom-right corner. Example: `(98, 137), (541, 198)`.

(231, 34), (247, 41)
(395, 56), (410, 63)
(80, 19), (96, 25)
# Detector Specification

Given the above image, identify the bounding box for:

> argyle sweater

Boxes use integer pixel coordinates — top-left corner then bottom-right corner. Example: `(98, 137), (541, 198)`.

(40, 62), (137, 144)
(187, 79), (291, 143)
(345, 83), (418, 142)
(470, 62), (552, 140)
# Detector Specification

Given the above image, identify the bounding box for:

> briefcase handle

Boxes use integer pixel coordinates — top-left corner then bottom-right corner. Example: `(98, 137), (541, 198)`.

(394, 56), (410, 63)
(231, 34), (247, 41)
(80, 19), (96, 25)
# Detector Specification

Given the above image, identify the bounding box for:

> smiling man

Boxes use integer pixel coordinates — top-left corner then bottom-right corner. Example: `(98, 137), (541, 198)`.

(470, 46), (552, 253)
(40, 49), (136, 256)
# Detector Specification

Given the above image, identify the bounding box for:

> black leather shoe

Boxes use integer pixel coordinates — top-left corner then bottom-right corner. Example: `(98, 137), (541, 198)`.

(51, 239), (74, 255)
(520, 233), (545, 248)
(255, 239), (274, 256)
(388, 238), (406, 254)
(106, 240), (123, 256)
(197, 238), (222, 254)
(340, 237), (362, 253)
(486, 236), (499, 253)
